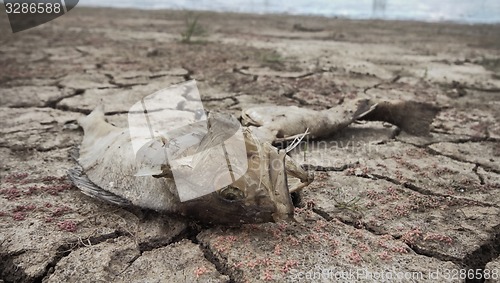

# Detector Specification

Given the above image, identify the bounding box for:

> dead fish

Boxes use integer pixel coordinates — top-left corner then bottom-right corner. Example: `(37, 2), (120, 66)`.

(68, 106), (313, 225)
(242, 99), (440, 144)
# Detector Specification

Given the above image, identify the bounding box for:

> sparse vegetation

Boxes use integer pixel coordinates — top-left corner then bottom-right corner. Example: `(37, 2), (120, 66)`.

(332, 189), (364, 215)
(257, 50), (305, 72)
(181, 13), (206, 44)
(262, 52), (284, 64)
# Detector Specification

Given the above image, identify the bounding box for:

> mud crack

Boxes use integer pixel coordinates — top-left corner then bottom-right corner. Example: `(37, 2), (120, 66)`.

(402, 241), (461, 265)
(473, 164), (486, 185)
(352, 172), (497, 209)
(400, 222), (500, 283)
(46, 88), (86, 109)
(30, 231), (125, 283)
(187, 225), (238, 283)
(462, 223), (500, 283)
(283, 91), (311, 106)
(301, 162), (360, 172)
(119, 224), (200, 276)
(196, 240), (238, 283)
(425, 146), (500, 175)
(363, 75), (401, 94)
(397, 138), (500, 176)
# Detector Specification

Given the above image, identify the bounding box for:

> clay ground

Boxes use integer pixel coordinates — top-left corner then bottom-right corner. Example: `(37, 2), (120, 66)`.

(1, 6), (500, 283)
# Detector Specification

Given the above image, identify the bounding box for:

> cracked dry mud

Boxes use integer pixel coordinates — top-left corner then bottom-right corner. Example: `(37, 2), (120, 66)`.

(1, 6), (499, 283)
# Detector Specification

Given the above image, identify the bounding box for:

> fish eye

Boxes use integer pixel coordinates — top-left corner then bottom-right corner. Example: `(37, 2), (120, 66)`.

(218, 186), (245, 201)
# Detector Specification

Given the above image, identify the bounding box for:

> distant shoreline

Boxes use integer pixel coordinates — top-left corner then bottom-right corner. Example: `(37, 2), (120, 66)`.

(76, 1), (500, 25)
(68, 5), (500, 28)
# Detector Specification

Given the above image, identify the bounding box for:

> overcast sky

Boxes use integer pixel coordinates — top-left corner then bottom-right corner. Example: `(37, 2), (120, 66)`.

(2, 0), (499, 23)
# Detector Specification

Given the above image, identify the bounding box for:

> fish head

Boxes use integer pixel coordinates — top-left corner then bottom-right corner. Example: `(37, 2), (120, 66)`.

(177, 128), (294, 225)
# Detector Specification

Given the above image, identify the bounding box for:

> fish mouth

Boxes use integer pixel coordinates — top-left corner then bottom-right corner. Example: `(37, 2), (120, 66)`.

(177, 146), (294, 225)
(178, 193), (276, 225)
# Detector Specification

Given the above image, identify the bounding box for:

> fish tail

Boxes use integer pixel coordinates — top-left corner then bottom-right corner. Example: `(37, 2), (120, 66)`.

(360, 101), (440, 136)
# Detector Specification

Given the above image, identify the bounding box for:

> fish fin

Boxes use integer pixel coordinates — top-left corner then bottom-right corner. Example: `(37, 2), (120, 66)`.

(68, 166), (132, 207)
(360, 101), (440, 136)
(78, 105), (104, 129)
(77, 105), (117, 136)
(78, 104), (115, 132)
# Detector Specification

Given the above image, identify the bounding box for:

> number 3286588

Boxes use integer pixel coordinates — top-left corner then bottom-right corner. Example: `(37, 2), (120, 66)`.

(5, 2), (63, 14)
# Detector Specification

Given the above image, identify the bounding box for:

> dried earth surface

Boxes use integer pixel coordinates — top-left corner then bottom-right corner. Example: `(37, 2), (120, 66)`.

(1, 6), (499, 283)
